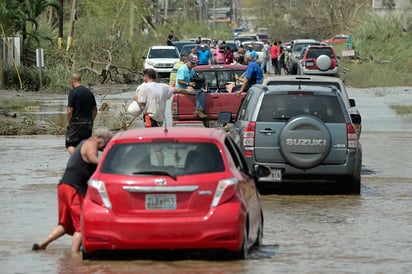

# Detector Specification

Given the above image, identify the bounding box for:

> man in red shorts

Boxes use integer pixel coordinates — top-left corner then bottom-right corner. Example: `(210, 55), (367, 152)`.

(32, 127), (113, 253)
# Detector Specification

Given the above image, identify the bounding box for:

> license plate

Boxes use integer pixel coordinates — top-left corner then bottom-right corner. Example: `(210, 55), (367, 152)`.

(145, 194), (176, 210)
(261, 169), (282, 182)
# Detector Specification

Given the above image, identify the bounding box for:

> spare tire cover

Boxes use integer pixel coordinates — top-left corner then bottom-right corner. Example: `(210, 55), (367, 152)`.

(280, 115), (331, 169)
(316, 55), (332, 71)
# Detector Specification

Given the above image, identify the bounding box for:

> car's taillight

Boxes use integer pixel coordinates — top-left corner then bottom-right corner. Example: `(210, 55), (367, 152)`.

(87, 179), (112, 209)
(243, 121), (256, 147)
(346, 123), (358, 149)
(330, 58), (336, 69)
(211, 178), (238, 208)
(172, 96), (178, 115)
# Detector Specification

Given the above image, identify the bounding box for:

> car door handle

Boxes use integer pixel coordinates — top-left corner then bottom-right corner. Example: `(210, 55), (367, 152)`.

(259, 128), (276, 134)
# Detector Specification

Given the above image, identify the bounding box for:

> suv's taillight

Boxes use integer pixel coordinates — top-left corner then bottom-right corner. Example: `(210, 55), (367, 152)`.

(243, 122), (256, 157)
(243, 121), (256, 147)
(346, 123), (358, 149)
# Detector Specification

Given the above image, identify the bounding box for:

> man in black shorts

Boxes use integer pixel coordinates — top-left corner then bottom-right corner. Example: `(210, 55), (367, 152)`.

(65, 72), (97, 154)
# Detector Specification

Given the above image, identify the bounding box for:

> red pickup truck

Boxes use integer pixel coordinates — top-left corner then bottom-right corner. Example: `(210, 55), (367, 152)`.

(171, 64), (247, 127)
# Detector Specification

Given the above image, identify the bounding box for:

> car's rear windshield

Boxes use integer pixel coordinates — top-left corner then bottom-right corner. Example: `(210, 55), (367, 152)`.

(306, 48), (334, 58)
(257, 94), (345, 123)
(149, 49), (179, 59)
(181, 45), (210, 55)
(293, 42), (320, 52)
(101, 142), (224, 176)
(265, 80), (342, 92)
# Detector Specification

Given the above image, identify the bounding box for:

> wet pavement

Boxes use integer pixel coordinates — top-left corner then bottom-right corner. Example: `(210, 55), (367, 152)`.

(1, 86), (412, 273)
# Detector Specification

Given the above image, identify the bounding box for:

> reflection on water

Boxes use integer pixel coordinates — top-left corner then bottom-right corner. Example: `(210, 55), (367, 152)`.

(2, 85), (412, 273)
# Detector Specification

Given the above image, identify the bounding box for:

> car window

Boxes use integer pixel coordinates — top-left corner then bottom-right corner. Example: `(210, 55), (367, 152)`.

(149, 48), (179, 59)
(181, 45), (210, 56)
(307, 48), (334, 58)
(257, 94), (345, 123)
(217, 70), (235, 87)
(293, 42), (320, 52)
(224, 137), (249, 174)
(101, 142), (225, 176)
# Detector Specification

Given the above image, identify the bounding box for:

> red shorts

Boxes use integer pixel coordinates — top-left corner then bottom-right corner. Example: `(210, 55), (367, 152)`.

(57, 184), (84, 236)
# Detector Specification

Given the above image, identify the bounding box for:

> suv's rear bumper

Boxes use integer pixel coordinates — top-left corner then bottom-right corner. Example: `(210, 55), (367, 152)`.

(301, 67), (339, 76)
(248, 150), (361, 182)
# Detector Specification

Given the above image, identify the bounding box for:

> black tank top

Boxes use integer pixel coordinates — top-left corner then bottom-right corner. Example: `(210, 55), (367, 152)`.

(60, 140), (97, 195)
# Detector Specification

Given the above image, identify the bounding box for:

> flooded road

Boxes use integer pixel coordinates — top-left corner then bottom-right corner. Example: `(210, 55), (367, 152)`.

(1, 87), (412, 273)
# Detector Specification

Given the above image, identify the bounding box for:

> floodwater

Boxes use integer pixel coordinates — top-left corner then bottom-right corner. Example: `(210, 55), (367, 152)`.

(1, 87), (412, 273)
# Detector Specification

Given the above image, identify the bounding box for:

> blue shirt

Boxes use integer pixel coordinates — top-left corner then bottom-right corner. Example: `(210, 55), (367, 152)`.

(245, 49), (258, 61)
(196, 49), (211, 65)
(245, 61), (263, 89)
(175, 64), (195, 89)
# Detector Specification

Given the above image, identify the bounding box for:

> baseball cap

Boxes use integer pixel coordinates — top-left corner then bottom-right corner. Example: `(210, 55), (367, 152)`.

(200, 44), (205, 48)
(188, 56), (197, 64)
(247, 44), (253, 48)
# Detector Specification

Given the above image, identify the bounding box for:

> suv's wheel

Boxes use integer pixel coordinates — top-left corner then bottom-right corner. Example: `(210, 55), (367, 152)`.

(280, 115), (331, 169)
(316, 55), (332, 71)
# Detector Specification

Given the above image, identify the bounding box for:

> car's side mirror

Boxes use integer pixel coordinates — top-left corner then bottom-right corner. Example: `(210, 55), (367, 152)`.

(253, 164), (271, 178)
(217, 111), (233, 124)
(349, 98), (356, 107)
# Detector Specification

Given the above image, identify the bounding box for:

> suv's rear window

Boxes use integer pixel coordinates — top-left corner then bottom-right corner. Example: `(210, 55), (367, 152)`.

(293, 42), (320, 52)
(257, 94), (345, 123)
(101, 142), (224, 176)
(306, 48), (334, 58)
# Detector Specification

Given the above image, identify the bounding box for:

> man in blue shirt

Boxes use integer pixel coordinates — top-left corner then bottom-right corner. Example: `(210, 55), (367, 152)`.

(176, 56), (207, 118)
(196, 45), (211, 65)
(245, 44), (258, 62)
(235, 53), (264, 94)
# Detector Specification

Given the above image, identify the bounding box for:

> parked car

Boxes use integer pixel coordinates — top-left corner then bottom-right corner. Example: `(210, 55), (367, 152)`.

(221, 84), (362, 194)
(297, 45), (339, 77)
(180, 43), (212, 58)
(173, 41), (194, 54)
(81, 127), (271, 260)
(287, 39), (322, 75)
(234, 36), (258, 47)
(263, 75), (362, 137)
(242, 41), (264, 65)
(172, 64), (247, 127)
(322, 34), (351, 44)
(143, 46), (180, 79)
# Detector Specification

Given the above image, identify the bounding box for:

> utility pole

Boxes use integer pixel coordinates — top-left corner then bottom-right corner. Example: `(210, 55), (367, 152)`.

(66, 0), (77, 51)
(58, 0), (63, 49)
(402, 0), (408, 31)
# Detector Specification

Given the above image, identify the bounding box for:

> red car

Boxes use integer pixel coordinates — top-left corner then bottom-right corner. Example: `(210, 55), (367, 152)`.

(322, 34), (351, 44)
(81, 127), (270, 260)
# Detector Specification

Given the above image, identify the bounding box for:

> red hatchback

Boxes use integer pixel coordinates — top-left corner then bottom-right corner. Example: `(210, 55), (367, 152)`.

(81, 127), (270, 260)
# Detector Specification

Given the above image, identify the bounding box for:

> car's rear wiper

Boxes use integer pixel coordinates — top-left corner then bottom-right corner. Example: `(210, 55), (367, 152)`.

(272, 116), (291, 121)
(132, 170), (177, 180)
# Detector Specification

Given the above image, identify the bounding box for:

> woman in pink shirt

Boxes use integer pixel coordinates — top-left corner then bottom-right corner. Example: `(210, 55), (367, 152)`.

(213, 47), (224, 64)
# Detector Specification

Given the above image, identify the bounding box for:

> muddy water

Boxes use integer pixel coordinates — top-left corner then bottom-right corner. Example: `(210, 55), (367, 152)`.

(1, 87), (412, 273)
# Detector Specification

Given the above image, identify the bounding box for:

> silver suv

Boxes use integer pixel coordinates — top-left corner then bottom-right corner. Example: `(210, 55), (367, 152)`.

(222, 84), (362, 194)
(263, 75), (362, 137)
(287, 39), (322, 75)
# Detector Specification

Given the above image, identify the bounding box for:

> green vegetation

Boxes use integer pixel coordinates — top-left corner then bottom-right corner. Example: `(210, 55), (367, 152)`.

(390, 104), (412, 115)
(1, 0), (411, 91)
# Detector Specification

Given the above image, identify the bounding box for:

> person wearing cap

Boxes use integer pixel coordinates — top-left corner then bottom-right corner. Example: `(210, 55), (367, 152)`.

(176, 56), (207, 119)
(196, 44), (211, 65)
(234, 53), (263, 94)
(245, 44), (258, 62)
